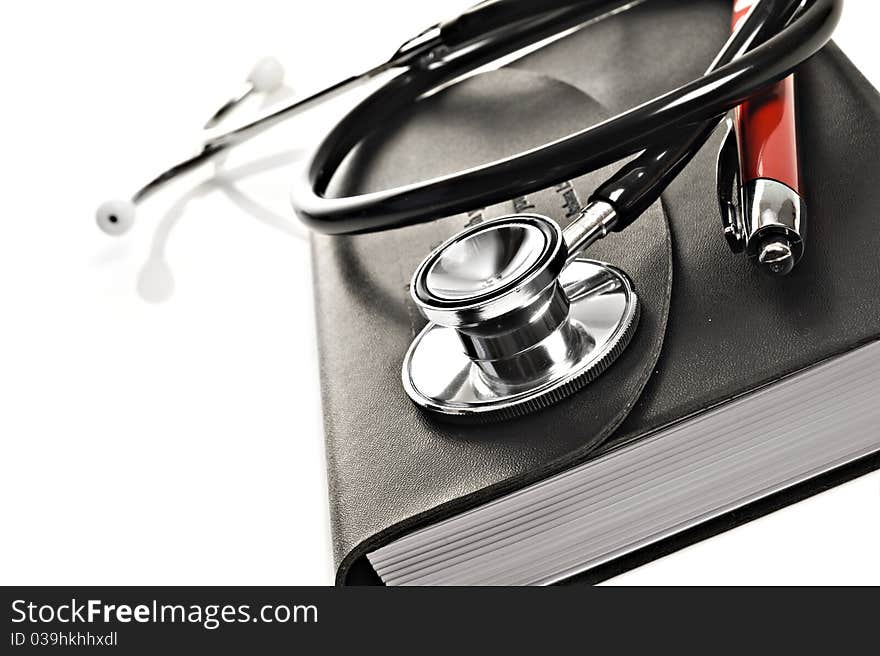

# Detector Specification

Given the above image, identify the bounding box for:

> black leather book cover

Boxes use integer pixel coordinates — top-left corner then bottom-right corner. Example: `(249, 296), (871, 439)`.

(308, 0), (880, 584)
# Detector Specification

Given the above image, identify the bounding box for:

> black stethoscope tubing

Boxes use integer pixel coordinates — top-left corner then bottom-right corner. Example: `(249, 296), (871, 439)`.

(290, 0), (841, 235)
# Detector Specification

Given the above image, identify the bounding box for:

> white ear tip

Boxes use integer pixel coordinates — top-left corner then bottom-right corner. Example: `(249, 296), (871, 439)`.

(248, 57), (285, 93)
(96, 199), (136, 236)
(137, 258), (175, 303)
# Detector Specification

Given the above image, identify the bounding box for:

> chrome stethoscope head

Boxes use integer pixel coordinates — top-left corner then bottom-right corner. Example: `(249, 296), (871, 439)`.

(403, 209), (640, 422)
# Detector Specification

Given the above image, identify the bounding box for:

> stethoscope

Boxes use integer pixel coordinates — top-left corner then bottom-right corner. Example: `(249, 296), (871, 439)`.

(97, 0), (841, 421)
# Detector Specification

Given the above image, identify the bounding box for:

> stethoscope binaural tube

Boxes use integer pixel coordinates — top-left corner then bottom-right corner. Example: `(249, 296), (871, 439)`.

(98, 0), (841, 241)
(97, 0), (637, 235)
(291, 0), (841, 235)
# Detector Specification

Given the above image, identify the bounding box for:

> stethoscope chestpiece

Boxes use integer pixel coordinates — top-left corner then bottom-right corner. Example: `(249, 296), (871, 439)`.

(402, 214), (640, 422)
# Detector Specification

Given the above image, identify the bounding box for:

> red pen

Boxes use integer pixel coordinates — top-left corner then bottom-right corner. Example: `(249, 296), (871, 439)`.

(721, 0), (807, 275)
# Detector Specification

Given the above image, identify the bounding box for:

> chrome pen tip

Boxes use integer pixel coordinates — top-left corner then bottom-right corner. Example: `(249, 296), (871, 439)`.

(757, 236), (796, 276)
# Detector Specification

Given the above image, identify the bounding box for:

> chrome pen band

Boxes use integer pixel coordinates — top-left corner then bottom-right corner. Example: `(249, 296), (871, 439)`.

(716, 124), (808, 276)
(741, 178), (806, 275)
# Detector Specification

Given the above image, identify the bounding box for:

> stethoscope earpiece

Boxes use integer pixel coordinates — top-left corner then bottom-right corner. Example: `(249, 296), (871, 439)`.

(247, 57), (285, 95)
(96, 199), (137, 236)
(205, 57), (287, 129)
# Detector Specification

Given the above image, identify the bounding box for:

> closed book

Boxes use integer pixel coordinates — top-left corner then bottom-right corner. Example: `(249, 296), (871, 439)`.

(308, 0), (880, 585)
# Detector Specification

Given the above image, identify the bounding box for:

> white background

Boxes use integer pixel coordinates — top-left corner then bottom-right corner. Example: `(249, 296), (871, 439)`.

(0, 1), (877, 586)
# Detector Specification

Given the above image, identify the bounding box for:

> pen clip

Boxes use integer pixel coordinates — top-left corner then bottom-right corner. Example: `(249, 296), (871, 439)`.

(716, 116), (745, 253)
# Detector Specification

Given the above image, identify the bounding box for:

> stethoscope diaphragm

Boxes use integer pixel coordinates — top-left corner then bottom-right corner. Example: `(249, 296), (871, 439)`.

(403, 215), (639, 421)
